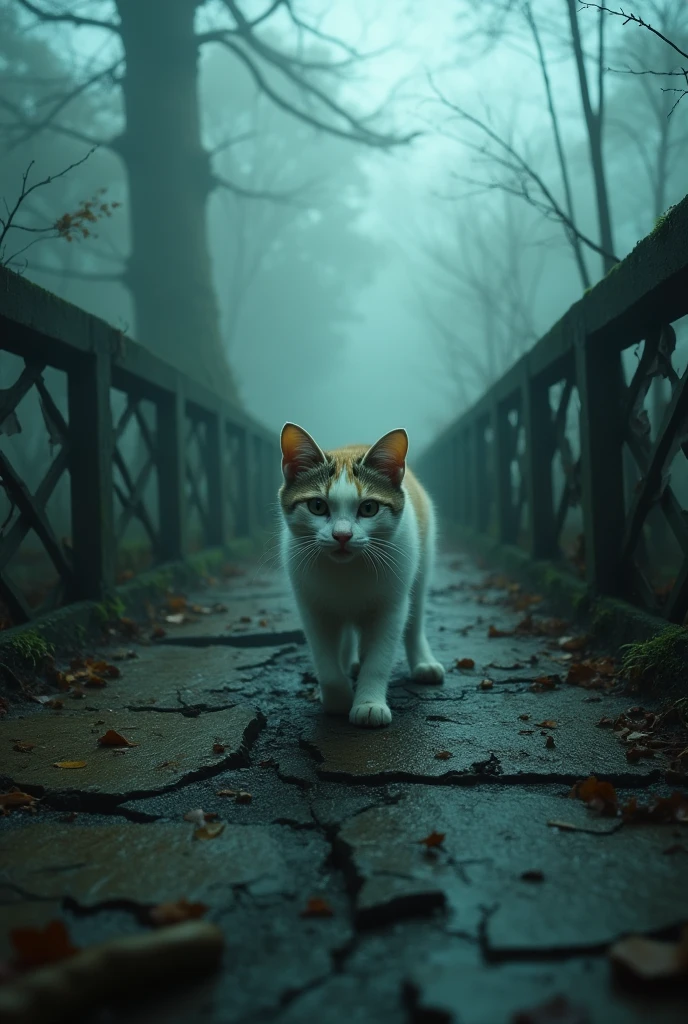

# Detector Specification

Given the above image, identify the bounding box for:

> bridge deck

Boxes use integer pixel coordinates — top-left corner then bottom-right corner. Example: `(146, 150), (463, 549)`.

(0, 553), (685, 1023)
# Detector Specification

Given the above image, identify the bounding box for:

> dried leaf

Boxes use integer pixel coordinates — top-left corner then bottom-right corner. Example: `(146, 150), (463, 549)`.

(235, 791), (252, 804)
(194, 823), (225, 840)
(456, 657), (475, 670)
(212, 742), (225, 754)
(479, 678), (494, 690)
(570, 776), (618, 816)
(609, 931), (688, 983)
(184, 808), (206, 827)
(488, 624), (512, 638)
(148, 899), (208, 927)
(216, 789), (238, 798)
(418, 830), (445, 848)
(0, 791), (35, 808)
(626, 745), (654, 763)
(565, 662), (596, 686)
(545, 735), (555, 749)
(13, 742), (35, 753)
(166, 596), (187, 613)
(597, 717), (615, 728)
(559, 635), (588, 652)
(54, 760), (86, 769)
(518, 714), (530, 721)
(536, 720), (557, 729)
(10, 919), (78, 968)
(98, 729), (136, 748)
(300, 897), (334, 918)
(434, 750), (453, 760)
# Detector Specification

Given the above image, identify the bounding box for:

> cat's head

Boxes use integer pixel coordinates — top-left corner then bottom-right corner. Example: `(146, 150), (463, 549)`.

(279, 422), (408, 564)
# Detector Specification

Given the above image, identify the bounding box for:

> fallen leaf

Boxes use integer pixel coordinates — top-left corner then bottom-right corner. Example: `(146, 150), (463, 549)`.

(434, 750), (453, 760)
(626, 745), (654, 763)
(166, 595), (187, 613)
(559, 635), (588, 652)
(98, 729), (136, 748)
(258, 618), (269, 627)
(566, 662), (596, 686)
(519, 714), (530, 721)
(216, 789), (238, 798)
(236, 791), (252, 804)
(54, 761), (87, 769)
(194, 823), (225, 840)
(13, 741), (35, 753)
(519, 729), (534, 735)
(479, 678), (494, 690)
(530, 675), (559, 691)
(545, 735), (555, 749)
(212, 742), (225, 754)
(570, 776), (618, 816)
(300, 897), (334, 918)
(456, 658), (475, 670)
(597, 717), (615, 728)
(0, 791), (35, 808)
(621, 791), (688, 824)
(609, 931), (688, 983)
(148, 899), (208, 927)
(10, 919), (78, 968)
(488, 624), (512, 638)
(151, 625), (166, 639)
(536, 720), (557, 729)
(239, 615), (252, 624)
(184, 808), (206, 827)
(512, 993), (590, 1023)
(418, 830), (445, 848)
(520, 869), (545, 883)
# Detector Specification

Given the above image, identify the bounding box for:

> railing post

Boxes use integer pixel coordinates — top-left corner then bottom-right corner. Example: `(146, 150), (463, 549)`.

(67, 349), (114, 599)
(522, 368), (556, 559)
(575, 323), (625, 593)
(205, 408), (227, 547)
(157, 376), (186, 561)
(493, 400), (515, 545)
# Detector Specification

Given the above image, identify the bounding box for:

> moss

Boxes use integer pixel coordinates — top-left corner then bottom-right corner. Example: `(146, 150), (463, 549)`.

(6, 630), (54, 664)
(649, 207), (675, 237)
(95, 596), (126, 624)
(591, 604), (614, 634)
(621, 624), (688, 688)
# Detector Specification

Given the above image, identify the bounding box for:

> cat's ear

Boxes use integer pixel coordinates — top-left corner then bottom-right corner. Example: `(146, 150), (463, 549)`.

(281, 423), (327, 483)
(362, 428), (408, 487)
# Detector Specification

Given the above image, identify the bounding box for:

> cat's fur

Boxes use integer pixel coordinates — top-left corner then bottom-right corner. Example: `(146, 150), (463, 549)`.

(279, 422), (444, 728)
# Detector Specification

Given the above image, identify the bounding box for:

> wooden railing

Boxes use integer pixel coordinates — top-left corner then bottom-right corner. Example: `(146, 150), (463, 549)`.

(418, 196), (688, 623)
(0, 267), (278, 623)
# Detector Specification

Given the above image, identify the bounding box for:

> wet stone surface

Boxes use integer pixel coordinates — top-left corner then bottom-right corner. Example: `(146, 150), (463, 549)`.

(1, 553), (687, 1023)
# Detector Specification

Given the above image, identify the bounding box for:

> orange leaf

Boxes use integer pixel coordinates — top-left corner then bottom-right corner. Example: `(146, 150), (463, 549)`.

(212, 742), (225, 754)
(0, 791), (35, 807)
(418, 830), (445, 848)
(566, 662), (596, 686)
(536, 720), (557, 729)
(166, 595), (187, 613)
(98, 729), (136, 748)
(54, 760), (86, 769)
(434, 750), (453, 760)
(609, 932), (688, 982)
(300, 897), (334, 918)
(194, 823), (225, 840)
(216, 789), (238, 798)
(148, 899), (208, 927)
(456, 657), (475, 670)
(11, 920), (78, 968)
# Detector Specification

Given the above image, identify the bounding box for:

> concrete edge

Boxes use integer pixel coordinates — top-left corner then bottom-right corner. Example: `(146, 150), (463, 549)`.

(0, 535), (269, 661)
(444, 523), (669, 653)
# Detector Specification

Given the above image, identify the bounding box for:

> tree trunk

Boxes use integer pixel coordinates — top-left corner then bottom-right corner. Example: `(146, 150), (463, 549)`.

(115, 0), (238, 400)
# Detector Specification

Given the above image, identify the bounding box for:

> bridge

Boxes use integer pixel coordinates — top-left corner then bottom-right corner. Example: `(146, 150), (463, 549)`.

(1, 198), (688, 1022)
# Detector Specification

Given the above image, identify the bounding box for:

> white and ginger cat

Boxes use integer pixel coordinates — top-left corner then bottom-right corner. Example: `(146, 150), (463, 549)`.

(279, 422), (444, 728)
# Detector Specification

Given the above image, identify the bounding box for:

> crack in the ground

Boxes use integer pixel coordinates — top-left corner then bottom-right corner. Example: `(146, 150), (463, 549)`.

(156, 630), (306, 649)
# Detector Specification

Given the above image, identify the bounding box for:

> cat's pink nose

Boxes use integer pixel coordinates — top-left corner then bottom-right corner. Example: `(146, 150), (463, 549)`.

(332, 525), (353, 549)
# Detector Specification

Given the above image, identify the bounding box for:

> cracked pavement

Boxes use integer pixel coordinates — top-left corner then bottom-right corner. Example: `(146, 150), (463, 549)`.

(1, 554), (687, 1023)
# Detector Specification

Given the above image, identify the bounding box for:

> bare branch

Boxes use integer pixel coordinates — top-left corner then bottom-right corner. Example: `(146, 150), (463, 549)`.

(15, 0), (119, 32)
(429, 78), (621, 267)
(0, 97), (113, 152)
(212, 172), (312, 204)
(212, 37), (418, 148)
(579, 4), (688, 61)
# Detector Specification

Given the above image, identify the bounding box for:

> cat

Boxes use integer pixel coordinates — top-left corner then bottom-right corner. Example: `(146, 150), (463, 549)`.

(279, 422), (444, 728)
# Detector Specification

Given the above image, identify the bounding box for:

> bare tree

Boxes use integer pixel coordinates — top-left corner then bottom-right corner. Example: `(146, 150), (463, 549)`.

(4, 0), (416, 399)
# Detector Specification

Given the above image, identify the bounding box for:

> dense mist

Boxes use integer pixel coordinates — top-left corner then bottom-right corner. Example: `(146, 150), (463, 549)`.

(1, 0), (687, 453)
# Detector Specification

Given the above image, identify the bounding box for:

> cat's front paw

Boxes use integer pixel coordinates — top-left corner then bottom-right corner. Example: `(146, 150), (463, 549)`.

(411, 660), (445, 685)
(350, 701), (392, 728)
(320, 683), (353, 716)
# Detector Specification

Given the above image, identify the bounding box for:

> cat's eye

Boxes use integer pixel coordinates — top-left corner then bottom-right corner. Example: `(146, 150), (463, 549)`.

(307, 497), (328, 516)
(359, 500), (379, 518)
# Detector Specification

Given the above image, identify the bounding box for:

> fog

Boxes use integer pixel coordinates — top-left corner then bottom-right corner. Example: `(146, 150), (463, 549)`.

(2, 0), (687, 457)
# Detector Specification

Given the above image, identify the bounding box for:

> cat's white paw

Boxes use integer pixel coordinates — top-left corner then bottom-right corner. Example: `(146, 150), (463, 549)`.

(349, 701), (392, 728)
(411, 660), (445, 685)
(320, 683), (353, 715)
